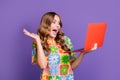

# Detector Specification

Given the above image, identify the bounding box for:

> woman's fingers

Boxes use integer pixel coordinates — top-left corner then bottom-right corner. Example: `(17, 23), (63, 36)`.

(91, 43), (97, 51)
(81, 43), (98, 55)
(23, 29), (31, 36)
(23, 28), (39, 40)
(23, 28), (35, 38)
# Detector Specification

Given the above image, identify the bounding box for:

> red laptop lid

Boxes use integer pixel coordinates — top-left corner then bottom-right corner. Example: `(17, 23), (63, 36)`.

(84, 22), (107, 50)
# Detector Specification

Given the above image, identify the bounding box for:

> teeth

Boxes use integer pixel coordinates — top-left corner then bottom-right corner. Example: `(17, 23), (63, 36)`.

(53, 29), (57, 32)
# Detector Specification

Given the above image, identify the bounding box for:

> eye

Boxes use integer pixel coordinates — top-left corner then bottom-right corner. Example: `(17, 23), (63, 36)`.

(57, 21), (60, 25)
(52, 20), (56, 24)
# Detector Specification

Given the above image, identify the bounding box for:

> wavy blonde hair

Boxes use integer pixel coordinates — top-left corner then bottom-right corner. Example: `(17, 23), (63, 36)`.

(37, 12), (70, 54)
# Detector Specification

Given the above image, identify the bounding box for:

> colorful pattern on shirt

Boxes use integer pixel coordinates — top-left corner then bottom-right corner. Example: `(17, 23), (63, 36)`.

(32, 36), (76, 80)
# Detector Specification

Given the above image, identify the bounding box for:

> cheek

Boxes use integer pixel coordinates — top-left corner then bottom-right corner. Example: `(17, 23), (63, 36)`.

(49, 31), (53, 37)
(50, 29), (52, 34)
(50, 23), (55, 27)
(58, 27), (61, 31)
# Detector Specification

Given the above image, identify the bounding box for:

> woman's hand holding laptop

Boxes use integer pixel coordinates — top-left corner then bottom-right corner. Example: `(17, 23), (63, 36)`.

(81, 42), (98, 55)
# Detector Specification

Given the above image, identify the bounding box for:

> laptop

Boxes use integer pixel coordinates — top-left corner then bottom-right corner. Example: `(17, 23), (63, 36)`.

(68, 22), (107, 53)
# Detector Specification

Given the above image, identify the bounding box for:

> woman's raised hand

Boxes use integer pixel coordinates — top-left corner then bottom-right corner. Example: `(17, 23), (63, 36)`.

(23, 28), (40, 41)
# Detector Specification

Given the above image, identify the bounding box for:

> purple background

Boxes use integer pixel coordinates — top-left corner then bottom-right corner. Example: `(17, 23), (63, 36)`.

(0, 0), (120, 80)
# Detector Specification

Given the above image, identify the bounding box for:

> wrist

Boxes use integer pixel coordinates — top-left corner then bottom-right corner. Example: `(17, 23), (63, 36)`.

(80, 52), (85, 56)
(36, 38), (41, 42)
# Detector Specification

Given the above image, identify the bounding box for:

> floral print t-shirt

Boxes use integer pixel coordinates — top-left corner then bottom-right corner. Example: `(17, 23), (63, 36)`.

(32, 36), (76, 80)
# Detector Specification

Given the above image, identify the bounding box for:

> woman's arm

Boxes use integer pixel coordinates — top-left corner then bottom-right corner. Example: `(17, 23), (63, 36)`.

(71, 52), (85, 70)
(71, 43), (97, 70)
(36, 39), (47, 69)
(23, 29), (47, 69)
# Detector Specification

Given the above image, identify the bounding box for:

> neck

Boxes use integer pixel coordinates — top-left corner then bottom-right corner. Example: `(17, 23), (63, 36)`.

(48, 36), (55, 41)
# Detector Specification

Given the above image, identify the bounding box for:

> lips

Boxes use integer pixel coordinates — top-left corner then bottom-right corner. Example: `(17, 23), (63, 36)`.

(53, 29), (57, 32)
(52, 29), (58, 35)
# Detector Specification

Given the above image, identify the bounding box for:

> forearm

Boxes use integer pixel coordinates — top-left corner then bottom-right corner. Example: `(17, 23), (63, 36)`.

(36, 40), (47, 69)
(71, 53), (85, 70)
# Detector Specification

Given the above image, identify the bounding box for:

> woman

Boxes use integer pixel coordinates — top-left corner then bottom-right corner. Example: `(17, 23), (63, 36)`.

(23, 12), (97, 80)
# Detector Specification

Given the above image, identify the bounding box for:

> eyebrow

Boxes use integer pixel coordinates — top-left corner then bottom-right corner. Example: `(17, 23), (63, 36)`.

(53, 19), (60, 23)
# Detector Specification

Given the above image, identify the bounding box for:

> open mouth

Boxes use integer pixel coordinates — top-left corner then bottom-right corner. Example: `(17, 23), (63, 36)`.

(52, 29), (58, 35)
(52, 29), (57, 32)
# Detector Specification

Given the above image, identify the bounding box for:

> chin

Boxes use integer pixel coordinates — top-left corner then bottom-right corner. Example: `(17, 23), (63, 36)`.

(50, 35), (56, 39)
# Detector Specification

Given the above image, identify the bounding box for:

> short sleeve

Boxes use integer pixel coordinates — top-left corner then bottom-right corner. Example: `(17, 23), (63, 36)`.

(64, 36), (76, 62)
(32, 40), (49, 64)
(32, 40), (37, 64)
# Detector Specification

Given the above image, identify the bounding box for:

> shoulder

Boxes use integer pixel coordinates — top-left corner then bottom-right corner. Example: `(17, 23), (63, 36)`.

(64, 36), (72, 41)
(64, 36), (73, 49)
(32, 40), (37, 48)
